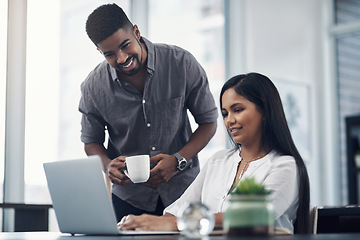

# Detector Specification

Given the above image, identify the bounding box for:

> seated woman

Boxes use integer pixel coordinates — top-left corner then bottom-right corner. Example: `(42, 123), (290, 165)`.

(118, 72), (310, 234)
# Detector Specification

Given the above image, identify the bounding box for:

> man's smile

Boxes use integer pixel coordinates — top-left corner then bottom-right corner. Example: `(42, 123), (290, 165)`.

(121, 57), (134, 69)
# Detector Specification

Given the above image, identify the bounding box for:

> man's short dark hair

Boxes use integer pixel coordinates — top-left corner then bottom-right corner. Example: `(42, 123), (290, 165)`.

(86, 3), (133, 45)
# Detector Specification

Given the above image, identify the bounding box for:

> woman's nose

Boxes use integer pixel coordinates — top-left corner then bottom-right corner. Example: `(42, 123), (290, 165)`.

(226, 113), (235, 124)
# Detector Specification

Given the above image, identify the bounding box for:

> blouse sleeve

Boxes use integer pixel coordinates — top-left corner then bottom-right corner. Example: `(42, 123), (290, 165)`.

(164, 161), (210, 217)
(263, 156), (299, 220)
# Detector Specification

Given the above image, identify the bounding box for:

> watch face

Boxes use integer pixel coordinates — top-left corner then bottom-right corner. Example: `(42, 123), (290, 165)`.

(178, 159), (187, 170)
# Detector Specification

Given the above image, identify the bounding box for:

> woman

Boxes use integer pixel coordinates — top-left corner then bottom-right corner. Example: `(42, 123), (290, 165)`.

(118, 73), (310, 234)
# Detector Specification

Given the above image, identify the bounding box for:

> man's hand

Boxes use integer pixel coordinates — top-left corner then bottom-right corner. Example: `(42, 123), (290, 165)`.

(107, 156), (130, 185)
(146, 154), (177, 187)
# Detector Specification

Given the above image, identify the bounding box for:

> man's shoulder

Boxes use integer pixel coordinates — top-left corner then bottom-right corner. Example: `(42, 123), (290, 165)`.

(143, 37), (199, 70)
(144, 37), (187, 53)
(81, 60), (110, 89)
(150, 41), (193, 60)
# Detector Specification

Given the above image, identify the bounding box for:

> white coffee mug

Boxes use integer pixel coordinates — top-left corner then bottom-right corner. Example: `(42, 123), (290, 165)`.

(124, 155), (150, 183)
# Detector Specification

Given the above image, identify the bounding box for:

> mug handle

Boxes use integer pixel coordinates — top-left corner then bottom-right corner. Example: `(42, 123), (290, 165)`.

(123, 170), (130, 178)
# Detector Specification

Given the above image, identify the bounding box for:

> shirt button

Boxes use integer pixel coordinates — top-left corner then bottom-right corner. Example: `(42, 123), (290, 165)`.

(142, 99), (146, 104)
(152, 147), (156, 151)
(147, 123), (151, 127)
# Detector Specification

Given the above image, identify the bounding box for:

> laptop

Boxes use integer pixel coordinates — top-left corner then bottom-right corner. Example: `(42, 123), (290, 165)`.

(43, 155), (179, 236)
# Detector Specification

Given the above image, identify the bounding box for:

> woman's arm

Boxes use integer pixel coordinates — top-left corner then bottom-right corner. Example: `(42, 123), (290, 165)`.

(214, 213), (223, 229)
(118, 212), (224, 232)
(118, 213), (178, 231)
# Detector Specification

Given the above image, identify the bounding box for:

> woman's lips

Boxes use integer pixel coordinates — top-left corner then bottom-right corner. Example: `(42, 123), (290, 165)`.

(230, 127), (243, 135)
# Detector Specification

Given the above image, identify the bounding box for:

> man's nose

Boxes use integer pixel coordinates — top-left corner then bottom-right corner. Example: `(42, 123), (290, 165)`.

(116, 50), (128, 64)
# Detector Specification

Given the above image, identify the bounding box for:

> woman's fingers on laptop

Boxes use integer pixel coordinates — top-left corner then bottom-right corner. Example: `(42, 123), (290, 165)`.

(118, 214), (177, 231)
(118, 214), (147, 230)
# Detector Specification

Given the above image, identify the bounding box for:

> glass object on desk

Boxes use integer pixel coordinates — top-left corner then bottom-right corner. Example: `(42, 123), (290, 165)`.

(177, 202), (215, 238)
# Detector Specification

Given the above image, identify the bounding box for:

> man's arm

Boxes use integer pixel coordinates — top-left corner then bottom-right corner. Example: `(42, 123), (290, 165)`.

(177, 121), (217, 161)
(84, 143), (111, 171)
(147, 121), (217, 187)
(84, 143), (129, 185)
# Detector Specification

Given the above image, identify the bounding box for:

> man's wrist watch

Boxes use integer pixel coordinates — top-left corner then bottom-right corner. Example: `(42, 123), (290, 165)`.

(173, 152), (187, 171)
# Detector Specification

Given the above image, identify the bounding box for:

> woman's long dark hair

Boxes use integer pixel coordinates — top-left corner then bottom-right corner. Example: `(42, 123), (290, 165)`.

(220, 73), (310, 234)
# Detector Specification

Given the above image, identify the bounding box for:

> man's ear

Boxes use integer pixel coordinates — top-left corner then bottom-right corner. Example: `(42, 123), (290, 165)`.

(97, 47), (103, 55)
(133, 24), (141, 40)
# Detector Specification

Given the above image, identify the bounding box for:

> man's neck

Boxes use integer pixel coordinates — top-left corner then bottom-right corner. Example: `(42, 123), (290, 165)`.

(117, 65), (147, 93)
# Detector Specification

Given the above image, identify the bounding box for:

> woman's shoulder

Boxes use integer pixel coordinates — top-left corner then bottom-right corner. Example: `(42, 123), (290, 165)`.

(207, 148), (239, 163)
(268, 150), (297, 167)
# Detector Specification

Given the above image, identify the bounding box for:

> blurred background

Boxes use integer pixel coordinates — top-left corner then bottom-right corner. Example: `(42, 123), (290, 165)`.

(1, 0), (360, 231)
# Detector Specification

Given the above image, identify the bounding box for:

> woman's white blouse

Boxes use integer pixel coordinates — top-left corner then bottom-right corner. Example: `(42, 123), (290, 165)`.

(165, 149), (299, 233)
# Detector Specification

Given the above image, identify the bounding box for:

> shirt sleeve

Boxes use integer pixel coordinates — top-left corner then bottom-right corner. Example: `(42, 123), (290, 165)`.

(184, 53), (218, 125)
(78, 82), (106, 144)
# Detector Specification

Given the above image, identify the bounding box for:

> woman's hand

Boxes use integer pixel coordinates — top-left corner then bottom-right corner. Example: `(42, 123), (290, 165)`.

(117, 213), (178, 231)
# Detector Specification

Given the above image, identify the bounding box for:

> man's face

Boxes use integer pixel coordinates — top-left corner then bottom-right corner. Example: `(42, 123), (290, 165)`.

(97, 26), (143, 76)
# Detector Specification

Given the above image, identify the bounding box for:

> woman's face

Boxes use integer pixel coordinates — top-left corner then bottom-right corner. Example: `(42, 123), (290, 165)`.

(221, 87), (264, 147)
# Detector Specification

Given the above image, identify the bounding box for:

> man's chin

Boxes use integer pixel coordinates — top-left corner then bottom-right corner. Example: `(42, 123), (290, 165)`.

(120, 69), (140, 76)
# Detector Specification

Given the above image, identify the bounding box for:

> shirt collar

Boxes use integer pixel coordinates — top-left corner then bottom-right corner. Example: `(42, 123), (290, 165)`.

(109, 62), (118, 82)
(141, 37), (155, 73)
(234, 148), (276, 166)
(248, 150), (276, 167)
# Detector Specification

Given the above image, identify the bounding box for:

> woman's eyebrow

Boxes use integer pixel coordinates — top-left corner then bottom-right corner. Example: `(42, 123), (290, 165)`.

(222, 102), (244, 112)
(230, 102), (243, 109)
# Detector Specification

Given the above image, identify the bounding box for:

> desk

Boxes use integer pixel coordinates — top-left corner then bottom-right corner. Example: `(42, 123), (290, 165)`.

(0, 203), (53, 231)
(1, 232), (360, 240)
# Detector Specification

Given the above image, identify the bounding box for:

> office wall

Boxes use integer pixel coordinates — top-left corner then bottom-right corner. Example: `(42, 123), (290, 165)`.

(238, 0), (335, 206)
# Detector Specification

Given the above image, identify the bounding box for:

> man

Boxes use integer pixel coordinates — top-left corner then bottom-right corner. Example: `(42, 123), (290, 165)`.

(79, 3), (218, 221)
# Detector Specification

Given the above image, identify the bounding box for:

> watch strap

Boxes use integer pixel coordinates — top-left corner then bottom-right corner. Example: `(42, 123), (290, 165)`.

(173, 152), (184, 162)
(174, 152), (187, 171)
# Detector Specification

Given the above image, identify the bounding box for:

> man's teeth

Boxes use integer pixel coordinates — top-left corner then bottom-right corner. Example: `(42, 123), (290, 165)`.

(123, 58), (133, 68)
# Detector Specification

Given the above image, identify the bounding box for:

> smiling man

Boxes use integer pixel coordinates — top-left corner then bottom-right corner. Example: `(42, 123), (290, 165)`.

(78, 3), (218, 222)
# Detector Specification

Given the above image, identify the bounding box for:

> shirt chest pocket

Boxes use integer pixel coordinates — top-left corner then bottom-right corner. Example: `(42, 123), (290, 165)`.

(146, 96), (184, 144)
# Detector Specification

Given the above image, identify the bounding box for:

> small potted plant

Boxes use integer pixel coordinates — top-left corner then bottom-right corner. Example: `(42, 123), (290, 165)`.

(223, 177), (274, 236)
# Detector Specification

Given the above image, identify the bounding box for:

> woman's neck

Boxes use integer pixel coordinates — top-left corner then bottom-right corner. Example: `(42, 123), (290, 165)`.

(239, 145), (270, 161)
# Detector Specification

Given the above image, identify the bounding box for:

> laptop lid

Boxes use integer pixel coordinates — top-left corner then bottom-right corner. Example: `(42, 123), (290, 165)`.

(44, 155), (120, 235)
(44, 156), (179, 236)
